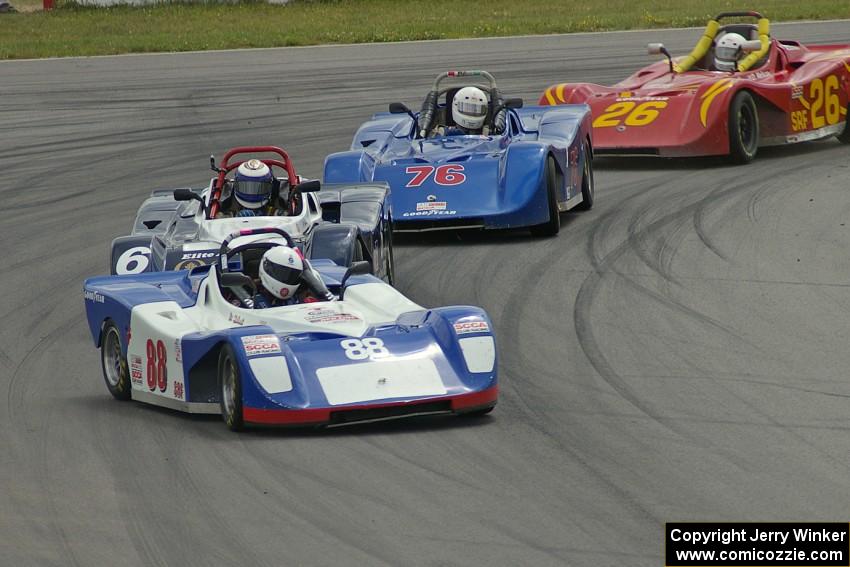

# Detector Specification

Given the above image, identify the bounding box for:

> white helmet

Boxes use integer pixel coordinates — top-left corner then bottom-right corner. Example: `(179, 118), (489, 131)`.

(451, 86), (488, 132)
(714, 32), (747, 72)
(259, 246), (303, 300)
(234, 159), (273, 209)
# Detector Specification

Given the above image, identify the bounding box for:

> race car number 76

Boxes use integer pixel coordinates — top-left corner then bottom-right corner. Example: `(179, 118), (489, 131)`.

(405, 165), (466, 187)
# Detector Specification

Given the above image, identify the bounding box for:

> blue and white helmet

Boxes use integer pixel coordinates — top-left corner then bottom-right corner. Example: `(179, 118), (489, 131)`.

(234, 159), (273, 209)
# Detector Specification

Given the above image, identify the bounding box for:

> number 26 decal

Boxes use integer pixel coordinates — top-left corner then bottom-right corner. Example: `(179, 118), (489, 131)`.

(405, 165), (466, 187)
(593, 101), (668, 128)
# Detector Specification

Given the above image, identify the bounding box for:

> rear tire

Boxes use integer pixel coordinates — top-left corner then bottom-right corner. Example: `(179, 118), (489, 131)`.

(728, 90), (759, 164)
(101, 321), (131, 401)
(218, 345), (244, 431)
(384, 226), (396, 286)
(575, 139), (594, 211)
(836, 105), (850, 144)
(529, 156), (561, 237)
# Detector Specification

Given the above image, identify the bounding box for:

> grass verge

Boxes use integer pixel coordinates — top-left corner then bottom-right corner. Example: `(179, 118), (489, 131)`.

(1, 0), (848, 60)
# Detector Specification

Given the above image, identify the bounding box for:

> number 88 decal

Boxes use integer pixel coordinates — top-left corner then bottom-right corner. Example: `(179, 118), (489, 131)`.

(145, 338), (168, 392)
(341, 338), (389, 360)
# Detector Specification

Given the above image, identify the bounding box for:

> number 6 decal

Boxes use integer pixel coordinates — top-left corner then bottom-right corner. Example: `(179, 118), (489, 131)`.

(405, 165), (466, 187)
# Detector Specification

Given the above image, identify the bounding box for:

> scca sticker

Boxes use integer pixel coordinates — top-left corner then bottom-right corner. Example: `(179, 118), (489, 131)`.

(453, 320), (490, 334)
(241, 334), (281, 357)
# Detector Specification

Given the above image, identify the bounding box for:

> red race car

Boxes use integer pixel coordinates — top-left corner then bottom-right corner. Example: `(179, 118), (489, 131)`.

(540, 11), (850, 163)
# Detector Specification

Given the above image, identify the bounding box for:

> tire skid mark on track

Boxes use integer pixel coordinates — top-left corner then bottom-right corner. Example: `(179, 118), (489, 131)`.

(496, 243), (663, 530)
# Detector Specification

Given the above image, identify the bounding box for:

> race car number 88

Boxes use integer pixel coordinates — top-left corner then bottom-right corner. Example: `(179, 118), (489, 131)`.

(146, 339), (167, 392)
(341, 338), (389, 360)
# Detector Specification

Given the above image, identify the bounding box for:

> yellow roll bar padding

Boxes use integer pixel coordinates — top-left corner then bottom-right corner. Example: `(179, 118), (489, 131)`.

(737, 18), (770, 72)
(674, 20), (719, 73)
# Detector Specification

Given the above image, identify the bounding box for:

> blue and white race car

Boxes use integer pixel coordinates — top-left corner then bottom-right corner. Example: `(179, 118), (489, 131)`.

(84, 228), (498, 429)
(324, 70), (594, 236)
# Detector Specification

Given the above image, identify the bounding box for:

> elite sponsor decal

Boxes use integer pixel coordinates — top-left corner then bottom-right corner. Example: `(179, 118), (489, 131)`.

(181, 251), (216, 260)
(241, 334), (282, 357)
(174, 339), (182, 363)
(130, 355), (144, 385)
(454, 320), (490, 334)
(304, 307), (361, 324)
(416, 201), (447, 211)
(84, 290), (105, 303)
(228, 313), (245, 326)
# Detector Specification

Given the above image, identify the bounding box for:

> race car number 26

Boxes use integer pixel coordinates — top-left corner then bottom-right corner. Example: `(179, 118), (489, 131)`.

(405, 165), (466, 187)
(341, 338), (389, 360)
(593, 101), (668, 128)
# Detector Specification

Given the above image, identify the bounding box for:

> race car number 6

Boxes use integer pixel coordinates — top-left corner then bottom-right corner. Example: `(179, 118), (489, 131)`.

(341, 338), (389, 360)
(116, 246), (151, 275)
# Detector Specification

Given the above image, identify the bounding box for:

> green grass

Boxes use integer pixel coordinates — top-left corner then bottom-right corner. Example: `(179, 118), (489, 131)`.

(1, 0), (849, 59)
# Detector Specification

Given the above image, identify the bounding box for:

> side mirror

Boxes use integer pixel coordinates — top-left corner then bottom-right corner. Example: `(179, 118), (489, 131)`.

(741, 39), (763, 53)
(504, 98), (523, 109)
(647, 43), (674, 73)
(295, 179), (321, 193)
(220, 271), (255, 291)
(389, 102), (411, 114)
(173, 188), (205, 205)
(339, 261), (372, 299)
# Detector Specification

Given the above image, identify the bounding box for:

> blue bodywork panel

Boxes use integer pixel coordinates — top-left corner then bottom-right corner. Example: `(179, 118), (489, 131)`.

(83, 260), (497, 421)
(324, 105), (592, 229)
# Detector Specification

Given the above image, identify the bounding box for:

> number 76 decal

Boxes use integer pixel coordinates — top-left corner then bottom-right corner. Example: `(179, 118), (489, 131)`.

(405, 165), (466, 187)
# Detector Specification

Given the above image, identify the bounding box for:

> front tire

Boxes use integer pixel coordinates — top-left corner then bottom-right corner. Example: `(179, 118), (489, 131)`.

(575, 139), (594, 211)
(529, 156), (561, 237)
(384, 226), (396, 286)
(101, 321), (132, 400)
(728, 90), (759, 164)
(218, 345), (244, 431)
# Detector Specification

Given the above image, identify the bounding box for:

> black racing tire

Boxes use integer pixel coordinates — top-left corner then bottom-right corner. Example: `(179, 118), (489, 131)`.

(218, 344), (244, 431)
(529, 156), (561, 238)
(575, 139), (594, 211)
(100, 320), (132, 401)
(384, 225), (396, 286)
(836, 104), (850, 144)
(728, 90), (759, 164)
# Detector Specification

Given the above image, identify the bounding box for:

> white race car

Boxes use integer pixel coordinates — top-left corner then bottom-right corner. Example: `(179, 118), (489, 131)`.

(111, 145), (394, 284)
(85, 228), (498, 430)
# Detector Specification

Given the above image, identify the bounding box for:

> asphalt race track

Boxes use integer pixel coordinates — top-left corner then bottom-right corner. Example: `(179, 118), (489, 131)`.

(2, 20), (850, 567)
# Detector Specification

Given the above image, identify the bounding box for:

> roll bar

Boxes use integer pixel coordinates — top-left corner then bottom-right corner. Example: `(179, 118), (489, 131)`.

(673, 12), (770, 73)
(218, 227), (295, 272)
(208, 146), (298, 219)
(419, 70), (503, 138)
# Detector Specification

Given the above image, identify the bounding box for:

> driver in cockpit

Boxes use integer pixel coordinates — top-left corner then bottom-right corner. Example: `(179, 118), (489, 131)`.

(216, 159), (290, 218)
(445, 86), (489, 136)
(229, 246), (333, 308)
(712, 32), (748, 72)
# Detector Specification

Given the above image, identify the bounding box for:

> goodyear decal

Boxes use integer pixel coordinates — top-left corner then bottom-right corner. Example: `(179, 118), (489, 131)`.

(699, 78), (734, 127)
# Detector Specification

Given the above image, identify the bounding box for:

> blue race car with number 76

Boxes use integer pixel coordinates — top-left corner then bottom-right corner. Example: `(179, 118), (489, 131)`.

(323, 70), (595, 237)
(84, 228), (498, 430)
